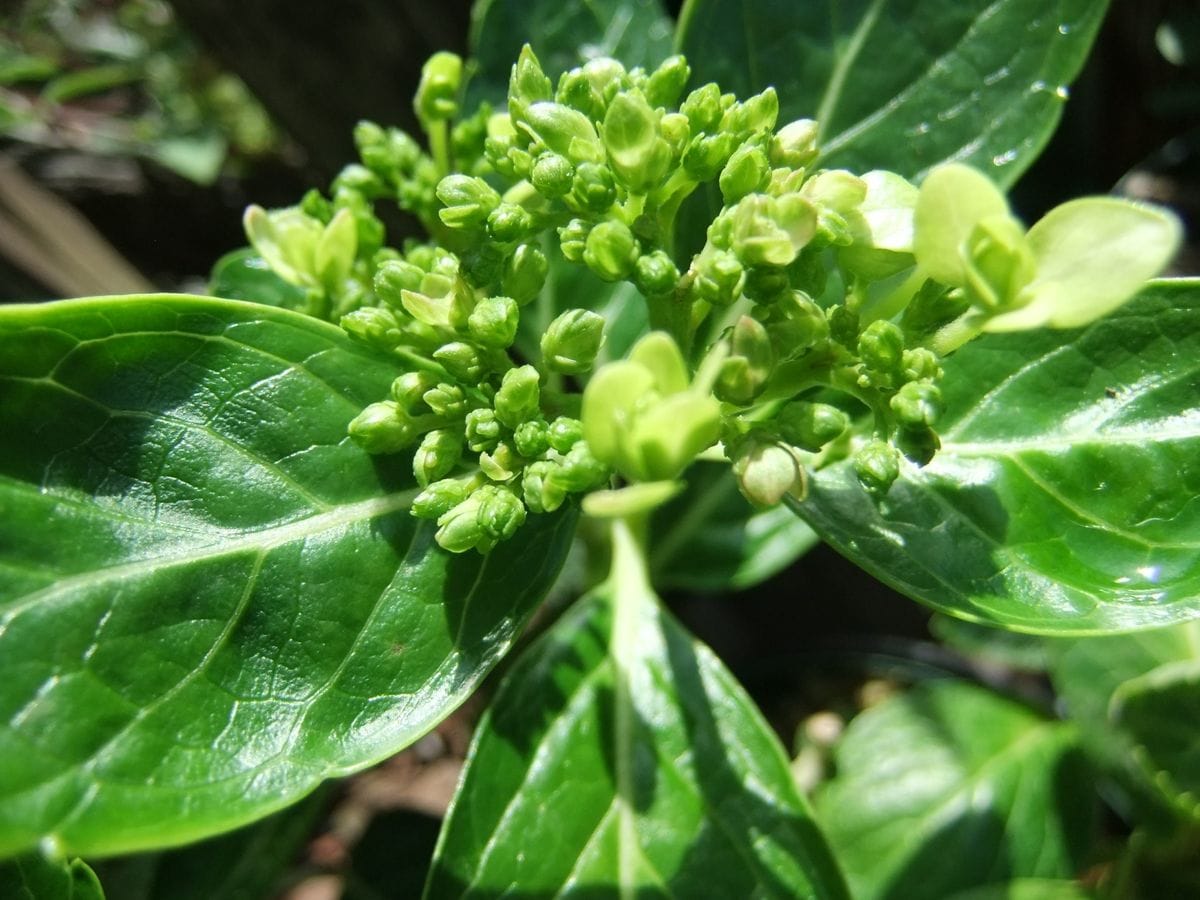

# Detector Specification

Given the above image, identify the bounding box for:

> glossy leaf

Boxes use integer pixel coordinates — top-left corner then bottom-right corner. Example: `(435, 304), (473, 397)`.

(946, 881), (1093, 900)
(815, 680), (1094, 900)
(676, 0), (1108, 186)
(0, 295), (576, 858)
(1049, 621), (1200, 822)
(467, 0), (673, 107)
(425, 588), (848, 898)
(650, 462), (819, 591)
(0, 853), (104, 900)
(792, 280), (1200, 633)
(209, 247), (307, 310)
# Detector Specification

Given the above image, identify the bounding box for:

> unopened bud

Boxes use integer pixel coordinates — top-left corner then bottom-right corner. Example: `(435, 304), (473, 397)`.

(480, 441), (520, 482)
(465, 408), (502, 452)
(681, 82), (723, 132)
(858, 320), (905, 375)
(374, 259), (425, 307)
(468, 295), (520, 348)
(634, 250), (680, 296)
(548, 416), (585, 453)
(422, 382), (467, 418)
(771, 119), (819, 168)
(583, 220), (639, 282)
(603, 91), (671, 193)
(777, 401), (849, 451)
(719, 143), (770, 203)
(645, 55), (691, 108)
(412, 477), (471, 520)
(854, 440), (900, 495)
(693, 250), (743, 306)
(542, 309), (606, 374)
(391, 371), (438, 410)
(733, 441), (804, 506)
(414, 428), (463, 486)
(523, 459), (567, 513)
(349, 401), (418, 453)
(570, 162), (617, 212)
(494, 364), (541, 428)
(559, 218), (591, 263)
(437, 175), (501, 229)
(531, 152), (574, 198)
(509, 45), (553, 122)
(340, 307), (402, 349)
(415, 51), (463, 124)
(476, 485), (527, 540)
(891, 381), (942, 428)
(514, 419), (551, 458)
(486, 203), (534, 244)
(502, 243), (549, 304)
(434, 342), (485, 381)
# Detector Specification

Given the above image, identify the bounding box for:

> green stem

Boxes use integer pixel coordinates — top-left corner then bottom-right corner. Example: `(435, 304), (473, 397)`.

(929, 311), (986, 356)
(427, 119), (451, 179)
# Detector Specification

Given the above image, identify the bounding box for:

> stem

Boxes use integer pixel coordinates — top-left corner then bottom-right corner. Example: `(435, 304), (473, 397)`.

(427, 119), (451, 179)
(929, 311), (986, 356)
(608, 514), (654, 900)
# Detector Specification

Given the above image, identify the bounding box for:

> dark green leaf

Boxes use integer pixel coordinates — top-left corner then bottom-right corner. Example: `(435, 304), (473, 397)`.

(677, 0), (1108, 186)
(467, 0), (673, 107)
(792, 280), (1200, 633)
(426, 589), (848, 898)
(209, 248), (308, 310)
(0, 295), (576, 858)
(816, 680), (1094, 900)
(1049, 621), (1200, 823)
(0, 853), (104, 900)
(650, 462), (819, 591)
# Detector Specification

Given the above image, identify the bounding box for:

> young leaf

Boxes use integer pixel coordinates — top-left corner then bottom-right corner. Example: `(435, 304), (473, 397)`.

(792, 280), (1200, 633)
(677, 0), (1109, 185)
(0, 854), (104, 900)
(467, 0), (673, 106)
(0, 295), (576, 858)
(649, 462), (819, 591)
(815, 681), (1095, 900)
(425, 589), (848, 898)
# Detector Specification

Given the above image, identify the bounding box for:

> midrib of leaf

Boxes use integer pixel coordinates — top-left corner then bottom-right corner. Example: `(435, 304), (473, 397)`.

(0, 487), (421, 622)
(940, 427), (1200, 456)
(814, 0), (888, 140)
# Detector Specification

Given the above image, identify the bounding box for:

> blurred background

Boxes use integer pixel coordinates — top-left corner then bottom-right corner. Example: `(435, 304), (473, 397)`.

(3, 1), (1198, 897)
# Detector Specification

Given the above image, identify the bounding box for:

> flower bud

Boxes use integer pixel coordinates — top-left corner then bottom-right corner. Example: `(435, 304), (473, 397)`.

(729, 193), (817, 267)
(434, 342), (485, 381)
(422, 382), (467, 418)
(570, 162), (617, 212)
(412, 477), (471, 520)
(582, 57), (628, 101)
(777, 401), (849, 451)
(413, 428), (463, 487)
(681, 82), (723, 132)
(514, 419), (551, 458)
(603, 91), (672, 193)
(340, 307), (403, 349)
(548, 416), (585, 453)
(682, 132), (738, 180)
(520, 101), (601, 160)
(645, 55), (691, 108)
(733, 440), (804, 506)
(769, 291), (829, 358)
(461, 242), (507, 285)
(348, 401), (419, 453)
(415, 51), (463, 124)
(437, 175), (501, 229)
(468, 295), (520, 348)
(486, 203), (534, 244)
(714, 315), (774, 403)
(553, 441), (610, 492)
(693, 250), (743, 307)
(659, 112), (690, 153)
(523, 460), (567, 513)
(556, 69), (606, 120)
(854, 440), (900, 495)
(391, 371), (438, 410)
(374, 259), (425, 307)
(722, 87), (778, 136)
(634, 250), (680, 297)
(540, 308), (607, 375)
(502, 243), (549, 304)
(436, 494), (488, 553)
(509, 45), (553, 123)
(583, 220), (639, 282)
(891, 381), (943, 428)
(465, 408), (502, 452)
(719, 143), (770, 203)
(476, 484), (527, 540)
(771, 119), (819, 168)
(896, 424), (940, 466)
(902, 348), (942, 383)
(244, 205), (323, 287)
(828, 305), (860, 348)
(558, 218), (591, 263)
(963, 215), (1036, 311)
(858, 320), (905, 375)
(531, 152), (574, 198)
(494, 364), (541, 428)
(742, 265), (790, 303)
(480, 441), (520, 482)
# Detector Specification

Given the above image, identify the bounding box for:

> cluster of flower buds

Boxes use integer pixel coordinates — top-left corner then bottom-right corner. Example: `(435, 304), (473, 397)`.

(241, 43), (1179, 552)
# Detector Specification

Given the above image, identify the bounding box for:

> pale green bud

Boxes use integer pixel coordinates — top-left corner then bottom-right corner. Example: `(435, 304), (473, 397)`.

(414, 428), (463, 486)
(767, 291), (829, 358)
(523, 459), (567, 513)
(520, 101), (601, 159)
(828, 305), (860, 348)
(415, 51), (463, 123)
(603, 91), (671, 193)
(902, 348), (943, 383)
(434, 342), (485, 381)
(437, 175), (501, 229)
(681, 83), (723, 132)
(412, 477), (471, 520)
(531, 152), (574, 198)
(570, 161), (617, 212)
(541, 308), (606, 374)
(486, 203), (534, 244)
(694, 250), (743, 307)
(858, 320), (905, 375)
(777, 401), (849, 451)
(476, 484), (527, 540)
(502, 243), (549, 305)
(645, 54), (691, 108)
(722, 87), (778, 135)
(468, 295), (520, 348)
(659, 112), (691, 154)
(465, 408), (501, 452)
(682, 132), (738, 180)
(634, 250), (680, 297)
(559, 218), (591, 263)
(584, 220), (640, 282)
(719, 143), (770, 203)
(553, 441), (610, 492)
(332, 163), (383, 197)
(244, 205), (323, 287)
(349, 401), (418, 453)
(436, 494), (488, 553)
(714, 315), (774, 404)
(391, 371), (438, 410)
(544, 417), (581, 454)
(963, 215), (1036, 311)
(730, 194), (817, 267)
(582, 57), (628, 101)
(556, 69), (605, 119)
(891, 382), (943, 428)
(495, 364), (541, 428)
(509, 45), (553, 123)
(854, 440), (900, 495)
(480, 441), (520, 482)
(421, 382), (467, 418)
(742, 265), (790, 304)
(896, 424), (940, 466)
(374, 259), (425, 307)
(733, 440), (804, 506)
(340, 307), (403, 349)
(514, 419), (551, 458)
(771, 119), (819, 168)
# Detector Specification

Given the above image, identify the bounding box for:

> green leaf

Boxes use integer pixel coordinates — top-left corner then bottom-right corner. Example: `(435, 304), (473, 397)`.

(792, 280), (1200, 633)
(42, 64), (139, 103)
(650, 462), (819, 591)
(0, 853), (104, 900)
(0, 295), (576, 858)
(425, 589), (848, 897)
(467, 0), (673, 107)
(815, 680), (1095, 900)
(945, 881), (1094, 900)
(209, 248), (309, 309)
(1048, 621), (1200, 823)
(676, 0), (1109, 186)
